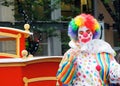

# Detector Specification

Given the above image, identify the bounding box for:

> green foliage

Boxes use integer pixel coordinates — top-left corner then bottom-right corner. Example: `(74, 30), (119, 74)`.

(0, 0), (80, 21)
(0, 0), (60, 21)
(103, 0), (110, 4)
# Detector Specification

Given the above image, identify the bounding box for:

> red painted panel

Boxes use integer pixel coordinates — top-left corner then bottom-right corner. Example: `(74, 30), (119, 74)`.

(22, 62), (62, 86)
(0, 61), (63, 86)
(0, 28), (19, 34)
(0, 67), (23, 86)
(23, 62), (59, 77)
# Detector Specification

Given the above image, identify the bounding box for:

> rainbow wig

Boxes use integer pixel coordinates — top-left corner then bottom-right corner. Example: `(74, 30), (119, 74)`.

(68, 13), (101, 41)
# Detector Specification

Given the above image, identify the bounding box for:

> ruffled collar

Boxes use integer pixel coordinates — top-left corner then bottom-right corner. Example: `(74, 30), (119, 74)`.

(69, 39), (116, 56)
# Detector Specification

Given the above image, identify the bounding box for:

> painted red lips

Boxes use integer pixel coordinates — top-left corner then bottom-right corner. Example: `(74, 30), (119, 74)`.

(81, 37), (91, 43)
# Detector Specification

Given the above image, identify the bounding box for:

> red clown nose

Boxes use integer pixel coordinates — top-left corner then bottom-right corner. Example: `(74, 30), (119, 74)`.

(83, 32), (88, 37)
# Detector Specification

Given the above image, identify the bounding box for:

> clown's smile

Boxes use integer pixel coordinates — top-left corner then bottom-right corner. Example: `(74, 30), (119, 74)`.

(81, 37), (91, 43)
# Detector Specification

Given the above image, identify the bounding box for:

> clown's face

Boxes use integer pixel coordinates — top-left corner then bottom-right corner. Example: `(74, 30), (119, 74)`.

(78, 26), (93, 45)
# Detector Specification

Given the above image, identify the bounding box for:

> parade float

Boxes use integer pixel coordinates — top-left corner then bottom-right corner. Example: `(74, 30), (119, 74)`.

(0, 24), (62, 86)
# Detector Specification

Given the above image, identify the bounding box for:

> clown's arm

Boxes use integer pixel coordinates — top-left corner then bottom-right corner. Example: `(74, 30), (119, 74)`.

(109, 56), (120, 84)
(56, 48), (79, 84)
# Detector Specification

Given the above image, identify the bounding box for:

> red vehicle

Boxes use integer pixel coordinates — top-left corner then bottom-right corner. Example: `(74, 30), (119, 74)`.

(0, 24), (62, 86)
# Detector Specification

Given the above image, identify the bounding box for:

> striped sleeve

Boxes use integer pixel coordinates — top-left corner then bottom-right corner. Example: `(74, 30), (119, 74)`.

(56, 49), (78, 84)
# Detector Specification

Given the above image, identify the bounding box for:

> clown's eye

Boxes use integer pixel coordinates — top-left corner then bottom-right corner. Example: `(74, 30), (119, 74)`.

(79, 31), (84, 35)
(86, 30), (91, 34)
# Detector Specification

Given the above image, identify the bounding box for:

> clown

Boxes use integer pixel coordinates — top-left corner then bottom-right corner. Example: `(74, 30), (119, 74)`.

(56, 13), (120, 86)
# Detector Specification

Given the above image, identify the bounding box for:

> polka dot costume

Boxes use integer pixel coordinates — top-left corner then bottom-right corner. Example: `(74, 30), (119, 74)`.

(73, 53), (102, 86)
(57, 39), (120, 86)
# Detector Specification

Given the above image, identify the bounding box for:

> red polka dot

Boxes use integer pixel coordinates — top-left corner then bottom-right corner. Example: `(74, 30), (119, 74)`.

(83, 75), (86, 78)
(96, 65), (101, 71)
(77, 72), (81, 76)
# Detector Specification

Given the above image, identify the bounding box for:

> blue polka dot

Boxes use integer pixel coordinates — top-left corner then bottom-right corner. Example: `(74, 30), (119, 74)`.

(86, 71), (89, 74)
(79, 65), (82, 69)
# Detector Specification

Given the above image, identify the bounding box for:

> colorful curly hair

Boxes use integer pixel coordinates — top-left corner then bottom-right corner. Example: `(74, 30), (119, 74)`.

(68, 13), (101, 41)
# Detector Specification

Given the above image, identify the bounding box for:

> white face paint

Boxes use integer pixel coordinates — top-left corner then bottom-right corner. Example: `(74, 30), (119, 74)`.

(78, 26), (93, 45)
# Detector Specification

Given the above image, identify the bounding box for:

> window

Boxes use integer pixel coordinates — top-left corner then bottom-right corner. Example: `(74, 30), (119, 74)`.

(0, 38), (16, 54)
(0, 32), (20, 58)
